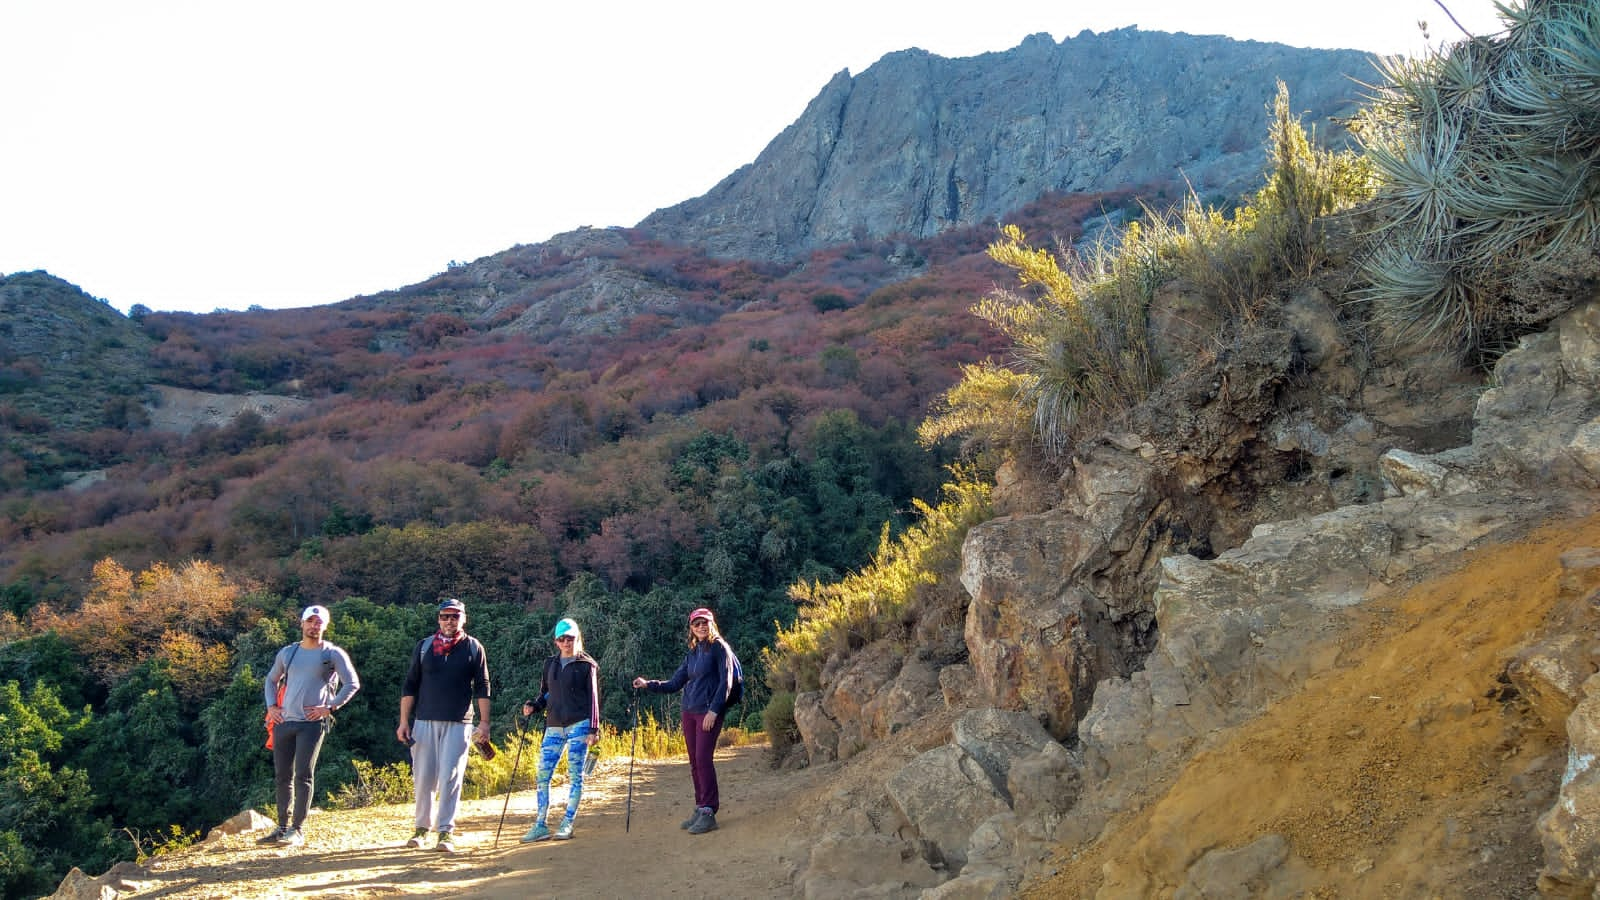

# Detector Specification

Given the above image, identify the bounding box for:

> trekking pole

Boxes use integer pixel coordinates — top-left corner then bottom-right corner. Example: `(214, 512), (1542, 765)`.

(493, 712), (528, 849)
(625, 689), (640, 833)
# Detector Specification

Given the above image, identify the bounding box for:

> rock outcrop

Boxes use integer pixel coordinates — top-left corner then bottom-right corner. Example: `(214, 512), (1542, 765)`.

(641, 29), (1373, 262)
(786, 290), (1600, 895)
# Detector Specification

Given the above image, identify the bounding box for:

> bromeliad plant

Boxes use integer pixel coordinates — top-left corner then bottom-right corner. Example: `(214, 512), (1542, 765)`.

(1354, 0), (1600, 356)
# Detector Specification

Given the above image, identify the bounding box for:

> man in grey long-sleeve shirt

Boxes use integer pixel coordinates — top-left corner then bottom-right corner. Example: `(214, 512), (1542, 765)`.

(260, 604), (360, 848)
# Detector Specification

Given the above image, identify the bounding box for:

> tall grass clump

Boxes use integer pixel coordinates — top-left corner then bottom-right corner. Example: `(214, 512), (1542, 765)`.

(764, 471), (991, 693)
(924, 84), (1372, 459)
(1355, 0), (1600, 355)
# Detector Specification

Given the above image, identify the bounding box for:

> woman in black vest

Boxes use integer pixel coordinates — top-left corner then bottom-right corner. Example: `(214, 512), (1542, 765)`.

(520, 617), (600, 842)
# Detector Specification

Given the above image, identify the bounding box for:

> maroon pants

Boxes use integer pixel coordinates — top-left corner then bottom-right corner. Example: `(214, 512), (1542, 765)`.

(682, 710), (723, 812)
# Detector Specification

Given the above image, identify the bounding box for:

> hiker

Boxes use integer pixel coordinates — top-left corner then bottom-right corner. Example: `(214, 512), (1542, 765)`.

(632, 607), (738, 835)
(519, 617), (601, 843)
(397, 597), (493, 853)
(260, 604), (361, 848)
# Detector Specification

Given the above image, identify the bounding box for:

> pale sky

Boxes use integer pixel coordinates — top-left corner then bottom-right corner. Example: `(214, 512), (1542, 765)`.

(1, 1), (1510, 314)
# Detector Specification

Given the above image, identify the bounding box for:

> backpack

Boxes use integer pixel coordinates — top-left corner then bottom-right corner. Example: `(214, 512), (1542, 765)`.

(721, 638), (745, 708)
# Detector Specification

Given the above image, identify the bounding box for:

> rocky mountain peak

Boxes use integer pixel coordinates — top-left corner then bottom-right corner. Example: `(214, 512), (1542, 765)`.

(639, 28), (1375, 261)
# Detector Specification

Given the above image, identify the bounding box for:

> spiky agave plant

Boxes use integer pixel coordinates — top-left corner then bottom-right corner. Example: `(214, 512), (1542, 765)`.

(1356, 0), (1600, 356)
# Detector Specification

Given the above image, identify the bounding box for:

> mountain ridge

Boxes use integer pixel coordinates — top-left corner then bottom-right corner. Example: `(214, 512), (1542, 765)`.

(639, 27), (1375, 261)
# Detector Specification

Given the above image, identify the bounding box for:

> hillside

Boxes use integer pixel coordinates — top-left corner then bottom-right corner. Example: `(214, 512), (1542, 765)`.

(14, 6), (1600, 897)
(56, 511), (1594, 899)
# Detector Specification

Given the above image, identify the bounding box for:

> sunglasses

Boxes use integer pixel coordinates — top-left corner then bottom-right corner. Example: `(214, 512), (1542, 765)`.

(554, 635), (575, 643)
(690, 619), (710, 627)
(438, 612), (461, 620)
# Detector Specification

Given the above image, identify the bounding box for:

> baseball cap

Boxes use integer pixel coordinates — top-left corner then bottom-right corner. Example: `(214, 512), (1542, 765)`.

(688, 607), (715, 624)
(553, 618), (580, 639)
(301, 605), (330, 623)
(438, 598), (466, 614)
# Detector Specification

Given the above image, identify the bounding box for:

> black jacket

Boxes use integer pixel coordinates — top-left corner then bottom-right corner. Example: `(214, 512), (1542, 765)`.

(527, 652), (600, 727)
(401, 634), (491, 723)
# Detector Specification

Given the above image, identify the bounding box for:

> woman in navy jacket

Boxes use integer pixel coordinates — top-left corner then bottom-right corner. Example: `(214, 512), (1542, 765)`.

(632, 607), (736, 835)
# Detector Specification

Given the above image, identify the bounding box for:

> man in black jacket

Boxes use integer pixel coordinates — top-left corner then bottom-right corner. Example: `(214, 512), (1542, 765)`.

(396, 598), (492, 853)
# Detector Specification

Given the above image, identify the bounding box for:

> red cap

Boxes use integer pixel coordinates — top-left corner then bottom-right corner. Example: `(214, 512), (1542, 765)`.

(688, 607), (715, 624)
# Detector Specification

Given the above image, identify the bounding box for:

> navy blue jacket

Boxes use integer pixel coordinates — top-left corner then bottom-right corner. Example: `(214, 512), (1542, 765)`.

(646, 638), (735, 716)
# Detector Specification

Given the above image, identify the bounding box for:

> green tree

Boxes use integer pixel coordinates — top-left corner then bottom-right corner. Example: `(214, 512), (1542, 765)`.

(79, 663), (201, 829)
(0, 680), (120, 898)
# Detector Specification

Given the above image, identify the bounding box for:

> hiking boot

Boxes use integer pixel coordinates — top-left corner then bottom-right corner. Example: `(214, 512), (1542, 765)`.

(687, 810), (718, 834)
(435, 831), (456, 853)
(278, 827), (305, 847)
(405, 827), (429, 849)
(520, 822), (550, 843)
(553, 819), (574, 841)
(256, 825), (287, 844)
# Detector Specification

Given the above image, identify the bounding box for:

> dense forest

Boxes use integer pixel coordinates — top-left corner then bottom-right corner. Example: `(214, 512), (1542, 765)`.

(0, 189), (1131, 895)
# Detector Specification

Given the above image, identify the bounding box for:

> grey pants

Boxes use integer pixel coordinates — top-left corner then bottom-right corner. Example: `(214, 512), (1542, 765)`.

(271, 720), (328, 829)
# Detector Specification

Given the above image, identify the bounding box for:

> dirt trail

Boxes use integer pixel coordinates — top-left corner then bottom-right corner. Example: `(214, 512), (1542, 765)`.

(130, 744), (824, 899)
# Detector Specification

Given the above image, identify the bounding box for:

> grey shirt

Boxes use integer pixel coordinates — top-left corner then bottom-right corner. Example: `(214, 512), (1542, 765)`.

(264, 641), (361, 722)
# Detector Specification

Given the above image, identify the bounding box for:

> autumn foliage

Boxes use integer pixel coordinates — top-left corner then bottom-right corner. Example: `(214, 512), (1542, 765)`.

(31, 558), (253, 694)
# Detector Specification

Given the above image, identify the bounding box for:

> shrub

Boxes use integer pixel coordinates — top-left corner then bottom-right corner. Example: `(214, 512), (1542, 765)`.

(326, 759), (413, 809)
(762, 691), (800, 760)
(1354, 0), (1600, 355)
(765, 471), (990, 692)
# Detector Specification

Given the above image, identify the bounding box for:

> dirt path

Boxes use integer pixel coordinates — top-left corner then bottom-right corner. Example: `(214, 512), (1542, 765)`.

(130, 744), (822, 899)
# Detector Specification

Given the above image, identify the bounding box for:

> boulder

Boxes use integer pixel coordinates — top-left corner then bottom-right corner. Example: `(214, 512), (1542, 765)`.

(795, 691), (841, 763)
(887, 745), (1010, 871)
(795, 831), (944, 899)
(1538, 673), (1600, 895)
(205, 808), (274, 842)
(949, 708), (1055, 797)
(960, 508), (1122, 738)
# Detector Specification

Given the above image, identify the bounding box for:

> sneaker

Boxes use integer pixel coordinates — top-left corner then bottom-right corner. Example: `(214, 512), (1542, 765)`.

(256, 825), (286, 844)
(680, 811), (701, 829)
(520, 822), (550, 843)
(435, 831), (456, 853)
(278, 827), (305, 847)
(687, 810), (717, 835)
(405, 828), (429, 849)
(553, 819), (574, 841)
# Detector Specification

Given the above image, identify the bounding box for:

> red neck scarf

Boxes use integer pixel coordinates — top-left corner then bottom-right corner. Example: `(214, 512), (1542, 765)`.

(431, 630), (464, 657)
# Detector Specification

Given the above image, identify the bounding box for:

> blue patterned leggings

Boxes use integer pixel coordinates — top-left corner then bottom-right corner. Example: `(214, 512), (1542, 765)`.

(534, 719), (593, 823)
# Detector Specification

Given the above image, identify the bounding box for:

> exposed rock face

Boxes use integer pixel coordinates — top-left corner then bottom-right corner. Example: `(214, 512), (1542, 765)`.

(785, 294), (1600, 895)
(641, 29), (1373, 261)
(143, 384), (310, 435)
(1542, 673), (1600, 896)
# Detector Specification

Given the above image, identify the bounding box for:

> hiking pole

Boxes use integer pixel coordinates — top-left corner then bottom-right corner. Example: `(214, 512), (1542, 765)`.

(625, 689), (640, 833)
(493, 712), (528, 849)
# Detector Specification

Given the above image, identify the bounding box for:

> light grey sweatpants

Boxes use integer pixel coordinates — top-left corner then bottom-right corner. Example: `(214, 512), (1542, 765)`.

(411, 719), (472, 832)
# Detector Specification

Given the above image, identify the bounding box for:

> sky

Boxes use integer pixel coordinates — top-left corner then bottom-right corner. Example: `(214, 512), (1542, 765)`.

(1, 1), (1512, 315)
